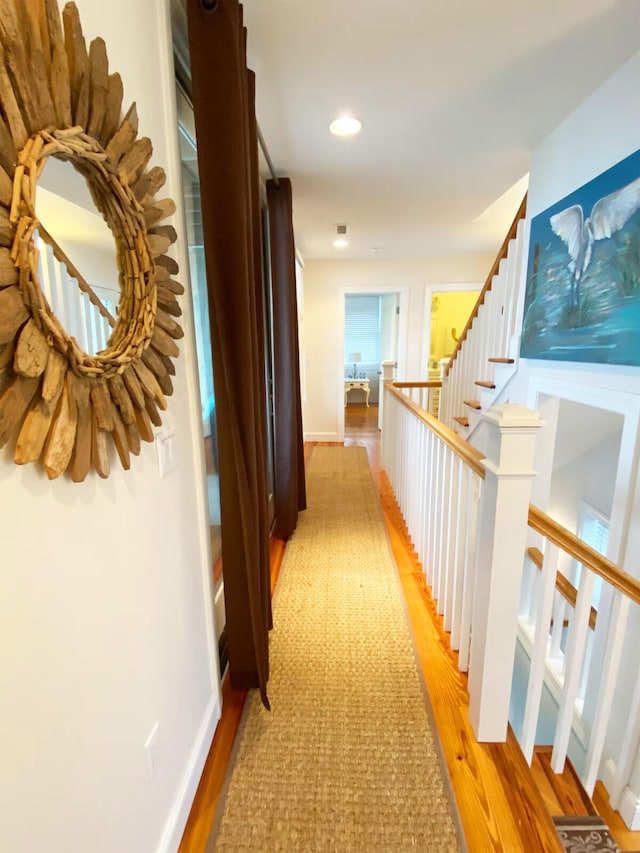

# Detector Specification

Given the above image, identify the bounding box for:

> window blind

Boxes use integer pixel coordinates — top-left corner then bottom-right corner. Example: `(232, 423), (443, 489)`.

(575, 506), (609, 611)
(344, 294), (381, 364)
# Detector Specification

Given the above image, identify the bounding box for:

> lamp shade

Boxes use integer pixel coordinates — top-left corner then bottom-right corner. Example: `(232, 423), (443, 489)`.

(349, 352), (362, 363)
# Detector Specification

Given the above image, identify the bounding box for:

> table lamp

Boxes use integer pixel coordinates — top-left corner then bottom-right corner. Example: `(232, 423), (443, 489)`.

(349, 352), (361, 379)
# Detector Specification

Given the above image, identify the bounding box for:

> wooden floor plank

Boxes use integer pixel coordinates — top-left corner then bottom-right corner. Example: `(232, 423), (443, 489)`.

(531, 750), (568, 817)
(534, 746), (597, 817)
(379, 464), (562, 852)
(594, 782), (640, 851)
(178, 535), (288, 853)
(177, 677), (246, 853)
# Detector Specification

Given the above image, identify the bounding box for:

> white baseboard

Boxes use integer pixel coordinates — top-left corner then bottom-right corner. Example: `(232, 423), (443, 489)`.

(214, 582), (226, 643)
(158, 691), (221, 853)
(581, 754), (640, 831)
(601, 758), (618, 799)
(620, 786), (640, 830)
(304, 431), (339, 442)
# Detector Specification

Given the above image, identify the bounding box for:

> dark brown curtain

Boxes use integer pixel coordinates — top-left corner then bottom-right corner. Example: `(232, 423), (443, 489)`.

(267, 179), (307, 539)
(186, 0), (271, 707)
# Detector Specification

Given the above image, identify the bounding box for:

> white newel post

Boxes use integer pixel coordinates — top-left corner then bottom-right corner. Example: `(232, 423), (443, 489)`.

(378, 360), (396, 431)
(468, 404), (546, 742)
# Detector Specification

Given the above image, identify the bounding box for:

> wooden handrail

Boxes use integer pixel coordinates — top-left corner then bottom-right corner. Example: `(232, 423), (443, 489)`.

(387, 381), (486, 477)
(528, 505), (640, 606)
(527, 547), (597, 630)
(445, 193), (528, 376)
(394, 380), (442, 389)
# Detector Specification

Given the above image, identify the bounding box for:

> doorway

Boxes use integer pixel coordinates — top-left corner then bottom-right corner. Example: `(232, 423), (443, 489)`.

(343, 292), (399, 406)
(338, 286), (407, 442)
(428, 289), (479, 374)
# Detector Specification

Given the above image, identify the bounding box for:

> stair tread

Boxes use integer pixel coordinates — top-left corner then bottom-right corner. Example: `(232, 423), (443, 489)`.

(475, 380), (496, 389)
(463, 399), (482, 410)
(453, 416), (470, 427)
(488, 357), (515, 364)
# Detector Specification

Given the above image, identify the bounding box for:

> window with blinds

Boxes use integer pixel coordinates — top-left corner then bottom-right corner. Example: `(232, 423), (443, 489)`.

(344, 294), (381, 365)
(574, 503), (610, 611)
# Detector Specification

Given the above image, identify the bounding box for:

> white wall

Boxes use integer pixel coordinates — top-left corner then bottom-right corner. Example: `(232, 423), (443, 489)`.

(302, 256), (492, 440)
(0, 3), (219, 852)
(500, 49), (640, 799)
(508, 48), (640, 575)
(548, 430), (621, 577)
(548, 421), (622, 533)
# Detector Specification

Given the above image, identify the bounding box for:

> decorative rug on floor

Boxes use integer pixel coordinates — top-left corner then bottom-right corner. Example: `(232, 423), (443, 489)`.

(553, 816), (619, 852)
(208, 446), (464, 852)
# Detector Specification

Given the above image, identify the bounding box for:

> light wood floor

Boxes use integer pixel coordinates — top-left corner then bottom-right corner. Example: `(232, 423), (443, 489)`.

(178, 404), (640, 852)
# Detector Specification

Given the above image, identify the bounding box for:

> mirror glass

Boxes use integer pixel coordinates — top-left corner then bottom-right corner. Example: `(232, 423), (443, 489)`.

(34, 157), (121, 356)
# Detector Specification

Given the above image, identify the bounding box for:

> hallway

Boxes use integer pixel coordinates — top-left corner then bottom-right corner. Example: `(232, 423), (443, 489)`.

(179, 405), (637, 852)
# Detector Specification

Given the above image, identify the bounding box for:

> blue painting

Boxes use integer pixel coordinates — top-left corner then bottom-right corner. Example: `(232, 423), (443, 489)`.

(520, 149), (640, 366)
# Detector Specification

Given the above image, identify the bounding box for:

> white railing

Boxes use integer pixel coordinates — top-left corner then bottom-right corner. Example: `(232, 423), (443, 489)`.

(518, 506), (640, 813)
(383, 380), (640, 824)
(440, 196), (527, 431)
(383, 382), (544, 741)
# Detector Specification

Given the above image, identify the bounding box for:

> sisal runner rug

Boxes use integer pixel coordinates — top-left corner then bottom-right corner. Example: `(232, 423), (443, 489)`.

(209, 446), (464, 851)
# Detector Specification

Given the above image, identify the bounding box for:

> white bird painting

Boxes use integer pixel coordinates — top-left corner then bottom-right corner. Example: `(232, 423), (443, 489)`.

(550, 175), (640, 310)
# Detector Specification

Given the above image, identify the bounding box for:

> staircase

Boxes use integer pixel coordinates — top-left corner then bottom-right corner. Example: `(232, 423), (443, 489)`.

(440, 194), (527, 435)
(386, 191), (640, 848)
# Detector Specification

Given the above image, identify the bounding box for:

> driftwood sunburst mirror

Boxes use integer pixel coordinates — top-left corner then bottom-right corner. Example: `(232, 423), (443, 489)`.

(0, 0), (183, 481)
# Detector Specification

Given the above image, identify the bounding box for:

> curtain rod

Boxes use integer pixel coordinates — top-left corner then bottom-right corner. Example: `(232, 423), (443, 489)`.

(257, 124), (280, 188)
(176, 73), (280, 189)
(173, 4), (280, 186)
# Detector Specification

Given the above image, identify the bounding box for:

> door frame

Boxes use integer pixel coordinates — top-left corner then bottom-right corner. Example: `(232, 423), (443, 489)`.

(337, 284), (409, 442)
(420, 282), (482, 378)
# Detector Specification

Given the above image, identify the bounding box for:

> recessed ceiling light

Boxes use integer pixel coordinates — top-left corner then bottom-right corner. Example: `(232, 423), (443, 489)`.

(332, 238), (349, 248)
(329, 115), (362, 137)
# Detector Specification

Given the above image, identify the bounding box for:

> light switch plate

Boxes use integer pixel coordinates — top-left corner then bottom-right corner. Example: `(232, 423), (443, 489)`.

(156, 427), (177, 477)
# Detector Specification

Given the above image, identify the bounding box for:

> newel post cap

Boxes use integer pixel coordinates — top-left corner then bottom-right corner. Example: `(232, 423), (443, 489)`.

(482, 403), (547, 431)
(381, 360), (395, 381)
(481, 403), (547, 475)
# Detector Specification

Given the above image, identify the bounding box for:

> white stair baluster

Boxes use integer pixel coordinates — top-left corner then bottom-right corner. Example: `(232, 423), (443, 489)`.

(506, 220), (526, 356)
(583, 591), (631, 795)
(432, 439), (443, 600)
(522, 543), (560, 762)
(458, 471), (480, 672)
(424, 429), (436, 586)
(449, 456), (466, 647)
(549, 592), (567, 661)
(551, 568), (596, 773)
(443, 447), (456, 629)
(609, 634), (640, 809)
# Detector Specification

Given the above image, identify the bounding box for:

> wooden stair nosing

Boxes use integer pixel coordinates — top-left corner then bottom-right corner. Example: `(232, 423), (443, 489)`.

(475, 380), (496, 389)
(488, 357), (515, 364)
(453, 416), (469, 428)
(463, 399), (482, 410)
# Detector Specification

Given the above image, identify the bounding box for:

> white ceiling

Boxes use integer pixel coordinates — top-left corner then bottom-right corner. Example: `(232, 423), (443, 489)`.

(240, 0), (640, 261)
